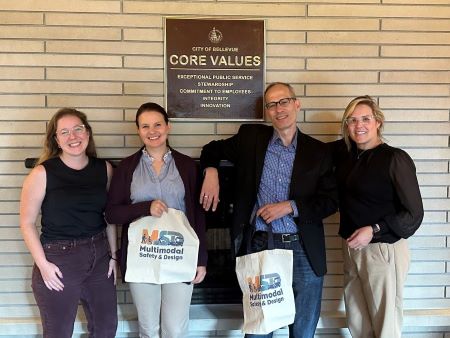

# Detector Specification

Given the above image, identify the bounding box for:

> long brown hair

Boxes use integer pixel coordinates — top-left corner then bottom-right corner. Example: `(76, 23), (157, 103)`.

(36, 108), (97, 165)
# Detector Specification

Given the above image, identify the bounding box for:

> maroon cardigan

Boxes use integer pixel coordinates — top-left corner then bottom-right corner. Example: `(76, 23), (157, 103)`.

(105, 147), (207, 280)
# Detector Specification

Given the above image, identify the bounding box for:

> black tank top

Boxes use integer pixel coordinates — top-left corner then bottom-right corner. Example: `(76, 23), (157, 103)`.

(40, 157), (108, 242)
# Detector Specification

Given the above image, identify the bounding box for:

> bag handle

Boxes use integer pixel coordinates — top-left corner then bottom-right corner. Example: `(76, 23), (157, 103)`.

(245, 217), (275, 254)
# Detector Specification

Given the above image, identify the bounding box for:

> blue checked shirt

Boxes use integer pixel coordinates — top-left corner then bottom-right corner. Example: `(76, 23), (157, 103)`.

(130, 149), (186, 213)
(254, 131), (299, 233)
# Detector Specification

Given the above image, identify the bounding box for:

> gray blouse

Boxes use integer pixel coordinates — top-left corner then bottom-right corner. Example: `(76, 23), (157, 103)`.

(130, 148), (186, 213)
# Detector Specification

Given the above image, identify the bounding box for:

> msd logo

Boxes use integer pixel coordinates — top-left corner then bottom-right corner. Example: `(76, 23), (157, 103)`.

(247, 273), (281, 292)
(141, 229), (184, 246)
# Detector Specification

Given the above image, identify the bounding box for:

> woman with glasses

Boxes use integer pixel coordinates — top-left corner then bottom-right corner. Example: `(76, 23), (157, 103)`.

(331, 96), (423, 338)
(19, 108), (118, 338)
(105, 102), (207, 338)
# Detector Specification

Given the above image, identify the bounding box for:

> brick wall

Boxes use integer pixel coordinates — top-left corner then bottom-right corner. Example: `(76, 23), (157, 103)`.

(0, 0), (449, 336)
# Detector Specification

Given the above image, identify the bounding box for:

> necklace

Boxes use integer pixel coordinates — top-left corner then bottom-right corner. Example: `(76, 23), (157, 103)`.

(356, 148), (368, 159)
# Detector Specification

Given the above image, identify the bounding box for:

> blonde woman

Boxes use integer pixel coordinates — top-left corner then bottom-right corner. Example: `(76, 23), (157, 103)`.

(331, 96), (423, 338)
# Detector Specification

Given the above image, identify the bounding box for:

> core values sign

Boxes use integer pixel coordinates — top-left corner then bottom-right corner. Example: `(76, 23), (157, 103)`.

(165, 18), (265, 120)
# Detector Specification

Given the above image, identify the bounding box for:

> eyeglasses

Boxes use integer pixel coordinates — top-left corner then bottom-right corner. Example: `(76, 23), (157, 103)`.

(265, 97), (296, 110)
(345, 115), (375, 126)
(56, 124), (86, 138)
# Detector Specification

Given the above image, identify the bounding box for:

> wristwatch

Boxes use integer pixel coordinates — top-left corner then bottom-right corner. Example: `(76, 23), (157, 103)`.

(371, 223), (381, 235)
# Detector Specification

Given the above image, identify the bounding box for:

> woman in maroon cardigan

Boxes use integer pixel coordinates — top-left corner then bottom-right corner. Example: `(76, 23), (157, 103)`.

(105, 102), (207, 338)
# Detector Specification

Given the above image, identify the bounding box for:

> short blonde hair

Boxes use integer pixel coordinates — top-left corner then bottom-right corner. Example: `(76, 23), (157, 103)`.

(341, 95), (385, 150)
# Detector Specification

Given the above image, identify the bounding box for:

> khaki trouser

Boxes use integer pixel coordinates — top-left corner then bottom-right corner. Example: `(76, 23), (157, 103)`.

(129, 282), (194, 338)
(342, 239), (410, 338)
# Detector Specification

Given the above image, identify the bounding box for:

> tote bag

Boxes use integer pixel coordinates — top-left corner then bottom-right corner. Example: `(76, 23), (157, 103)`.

(235, 235), (295, 334)
(125, 208), (199, 284)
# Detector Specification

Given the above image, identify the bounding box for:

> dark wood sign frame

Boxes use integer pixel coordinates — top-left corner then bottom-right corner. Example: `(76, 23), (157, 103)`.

(165, 18), (265, 121)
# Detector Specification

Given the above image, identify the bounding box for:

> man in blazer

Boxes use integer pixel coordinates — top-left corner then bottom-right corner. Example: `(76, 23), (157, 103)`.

(200, 82), (338, 338)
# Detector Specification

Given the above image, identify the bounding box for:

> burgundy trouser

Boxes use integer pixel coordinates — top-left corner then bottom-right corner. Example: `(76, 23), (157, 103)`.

(32, 231), (118, 338)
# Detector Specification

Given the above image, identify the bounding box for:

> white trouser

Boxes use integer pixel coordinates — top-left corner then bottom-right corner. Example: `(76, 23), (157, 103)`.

(129, 282), (194, 338)
(343, 239), (410, 338)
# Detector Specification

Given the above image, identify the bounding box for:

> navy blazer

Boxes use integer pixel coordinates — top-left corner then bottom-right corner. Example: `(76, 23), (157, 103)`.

(200, 124), (337, 276)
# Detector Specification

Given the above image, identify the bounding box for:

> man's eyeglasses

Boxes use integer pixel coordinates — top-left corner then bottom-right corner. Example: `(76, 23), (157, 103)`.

(345, 115), (375, 126)
(56, 124), (86, 138)
(265, 97), (296, 110)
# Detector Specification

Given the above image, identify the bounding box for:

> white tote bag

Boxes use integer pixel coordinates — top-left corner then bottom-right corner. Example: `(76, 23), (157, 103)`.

(125, 208), (199, 284)
(235, 248), (295, 334)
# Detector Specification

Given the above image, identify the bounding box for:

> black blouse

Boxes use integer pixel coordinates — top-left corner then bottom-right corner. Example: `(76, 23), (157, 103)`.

(331, 139), (424, 243)
(41, 157), (108, 242)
